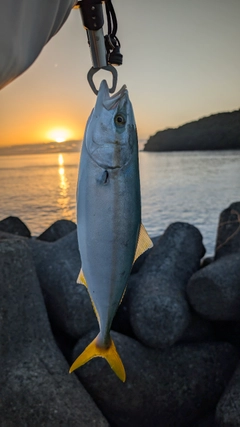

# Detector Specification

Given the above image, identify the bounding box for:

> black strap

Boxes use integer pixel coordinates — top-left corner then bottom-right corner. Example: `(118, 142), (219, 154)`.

(105, 0), (118, 39)
(105, 0), (120, 49)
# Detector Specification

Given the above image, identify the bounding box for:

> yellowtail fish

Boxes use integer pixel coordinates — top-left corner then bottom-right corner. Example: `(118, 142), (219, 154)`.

(69, 80), (153, 381)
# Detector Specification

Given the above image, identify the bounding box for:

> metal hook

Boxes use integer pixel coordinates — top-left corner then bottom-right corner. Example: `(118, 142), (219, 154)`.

(87, 65), (118, 95)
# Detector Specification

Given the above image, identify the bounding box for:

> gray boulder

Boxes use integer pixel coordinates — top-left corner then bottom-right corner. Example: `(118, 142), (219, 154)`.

(0, 215), (31, 237)
(113, 277), (216, 345)
(192, 412), (216, 427)
(37, 219), (76, 242)
(72, 330), (238, 427)
(129, 222), (205, 348)
(215, 201), (240, 259)
(214, 321), (240, 353)
(187, 253), (240, 321)
(0, 239), (108, 427)
(215, 362), (240, 427)
(178, 312), (216, 344)
(28, 230), (98, 339)
(112, 274), (138, 338)
(201, 256), (214, 268)
(0, 230), (22, 240)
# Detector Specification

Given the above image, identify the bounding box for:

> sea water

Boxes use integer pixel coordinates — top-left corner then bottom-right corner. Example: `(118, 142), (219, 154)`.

(0, 150), (239, 255)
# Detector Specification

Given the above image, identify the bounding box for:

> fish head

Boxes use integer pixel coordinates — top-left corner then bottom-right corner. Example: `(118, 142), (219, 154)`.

(85, 80), (137, 169)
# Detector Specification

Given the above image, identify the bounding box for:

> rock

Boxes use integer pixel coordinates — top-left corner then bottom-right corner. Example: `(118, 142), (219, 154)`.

(215, 202), (240, 259)
(192, 411), (216, 427)
(113, 277), (216, 345)
(51, 323), (78, 364)
(118, 236), (161, 338)
(201, 256), (214, 268)
(0, 230), (23, 240)
(37, 219), (76, 242)
(72, 330), (238, 427)
(187, 253), (240, 321)
(0, 215), (31, 237)
(112, 274), (138, 338)
(214, 321), (240, 352)
(129, 222), (205, 348)
(0, 239), (108, 427)
(178, 312), (216, 344)
(28, 230), (98, 339)
(215, 362), (240, 427)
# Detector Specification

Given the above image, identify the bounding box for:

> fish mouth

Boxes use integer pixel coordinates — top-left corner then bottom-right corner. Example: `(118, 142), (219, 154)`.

(87, 80), (133, 169)
(97, 80), (128, 111)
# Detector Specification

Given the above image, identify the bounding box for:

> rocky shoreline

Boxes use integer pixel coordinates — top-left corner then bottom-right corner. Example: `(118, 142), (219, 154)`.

(0, 202), (240, 426)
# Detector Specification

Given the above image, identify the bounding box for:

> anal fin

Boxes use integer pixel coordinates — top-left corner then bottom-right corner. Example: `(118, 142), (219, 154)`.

(77, 269), (100, 324)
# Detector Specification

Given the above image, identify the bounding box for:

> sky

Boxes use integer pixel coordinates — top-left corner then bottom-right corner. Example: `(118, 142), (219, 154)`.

(0, 0), (240, 147)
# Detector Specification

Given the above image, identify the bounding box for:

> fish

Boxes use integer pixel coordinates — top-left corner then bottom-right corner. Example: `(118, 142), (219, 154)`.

(69, 80), (153, 382)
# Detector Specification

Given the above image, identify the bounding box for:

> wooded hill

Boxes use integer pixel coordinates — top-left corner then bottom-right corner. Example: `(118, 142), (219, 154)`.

(144, 110), (240, 151)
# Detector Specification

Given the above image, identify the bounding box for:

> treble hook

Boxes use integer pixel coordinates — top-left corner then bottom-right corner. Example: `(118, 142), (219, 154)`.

(87, 65), (118, 95)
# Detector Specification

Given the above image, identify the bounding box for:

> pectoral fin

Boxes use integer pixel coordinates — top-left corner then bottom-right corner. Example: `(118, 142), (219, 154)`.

(133, 223), (153, 263)
(69, 333), (126, 382)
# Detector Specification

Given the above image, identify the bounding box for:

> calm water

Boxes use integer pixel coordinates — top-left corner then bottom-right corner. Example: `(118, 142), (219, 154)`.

(0, 150), (239, 255)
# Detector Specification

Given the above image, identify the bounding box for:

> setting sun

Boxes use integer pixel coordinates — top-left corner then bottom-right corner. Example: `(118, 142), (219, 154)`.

(56, 136), (65, 143)
(47, 128), (73, 143)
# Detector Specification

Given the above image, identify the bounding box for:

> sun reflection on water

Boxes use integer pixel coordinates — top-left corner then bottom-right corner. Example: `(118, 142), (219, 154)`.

(58, 153), (64, 166)
(57, 154), (71, 219)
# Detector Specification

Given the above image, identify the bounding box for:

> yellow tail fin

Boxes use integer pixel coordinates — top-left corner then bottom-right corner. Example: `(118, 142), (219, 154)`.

(69, 334), (126, 382)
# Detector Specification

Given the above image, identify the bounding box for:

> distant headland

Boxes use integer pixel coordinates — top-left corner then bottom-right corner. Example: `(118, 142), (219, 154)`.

(144, 109), (240, 152)
(0, 140), (82, 157)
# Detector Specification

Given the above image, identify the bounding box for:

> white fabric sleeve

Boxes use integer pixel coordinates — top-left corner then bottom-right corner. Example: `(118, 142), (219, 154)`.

(0, 0), (76, 89)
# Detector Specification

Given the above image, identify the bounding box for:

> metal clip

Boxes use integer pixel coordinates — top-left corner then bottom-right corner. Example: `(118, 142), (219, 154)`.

(87, 65), (118, 95)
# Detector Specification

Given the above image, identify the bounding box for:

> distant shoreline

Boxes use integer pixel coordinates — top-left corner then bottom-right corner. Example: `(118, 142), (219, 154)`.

(0, 140), (82, 157)
(144, 148), (240, 153)
(144, 109), (240, 152)
(1, 148), (240, 157)
(0, 138), (147, 156)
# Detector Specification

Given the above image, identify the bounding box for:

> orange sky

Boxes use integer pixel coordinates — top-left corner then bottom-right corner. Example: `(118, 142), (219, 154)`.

(1, 0), (240, 147)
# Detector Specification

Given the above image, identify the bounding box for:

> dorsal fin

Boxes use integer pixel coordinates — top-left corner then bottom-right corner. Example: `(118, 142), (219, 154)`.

(133, 223), (153, 264)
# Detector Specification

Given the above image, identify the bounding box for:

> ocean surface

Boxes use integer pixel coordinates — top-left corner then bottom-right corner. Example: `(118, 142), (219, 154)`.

(0, 150), (239, 256)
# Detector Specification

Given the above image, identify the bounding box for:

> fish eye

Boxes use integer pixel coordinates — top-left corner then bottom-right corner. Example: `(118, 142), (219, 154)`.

(114, 114), (126, 126)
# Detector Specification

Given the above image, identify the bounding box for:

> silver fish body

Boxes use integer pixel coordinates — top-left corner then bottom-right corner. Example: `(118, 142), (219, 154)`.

(70, 80), (152, 381)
